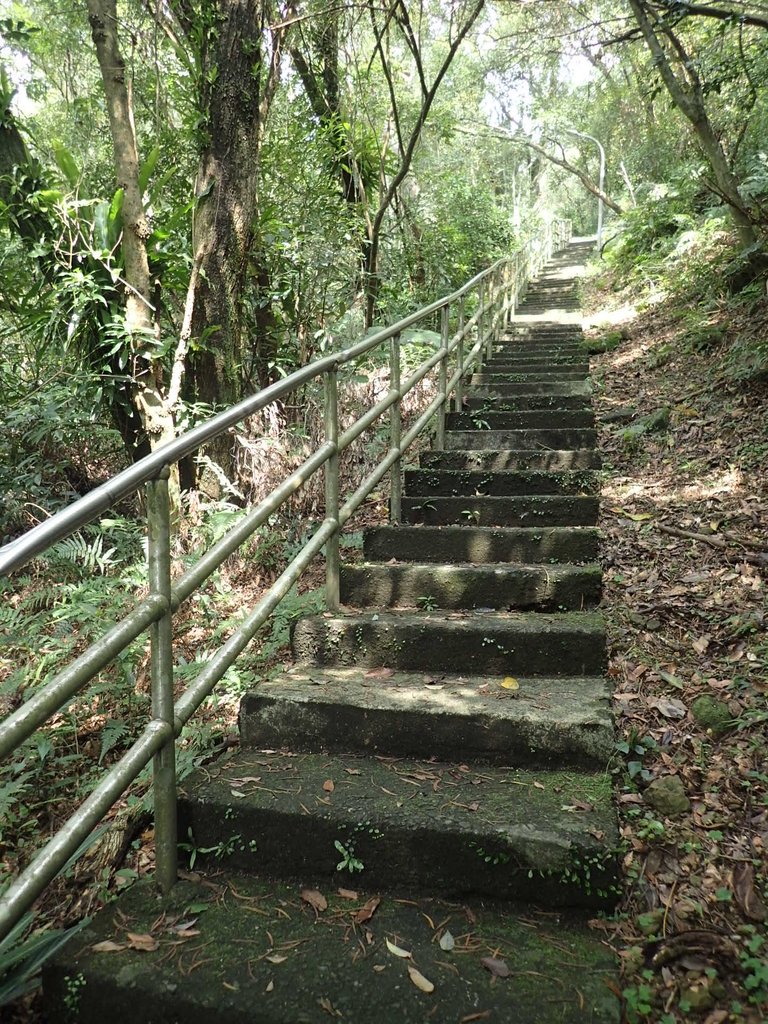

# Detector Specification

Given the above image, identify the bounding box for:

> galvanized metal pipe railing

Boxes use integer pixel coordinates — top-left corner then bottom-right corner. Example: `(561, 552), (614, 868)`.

(0, 219), (572, 941)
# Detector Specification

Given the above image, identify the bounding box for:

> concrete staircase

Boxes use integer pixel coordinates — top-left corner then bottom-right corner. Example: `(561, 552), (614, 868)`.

(45, 240), (619, 1023)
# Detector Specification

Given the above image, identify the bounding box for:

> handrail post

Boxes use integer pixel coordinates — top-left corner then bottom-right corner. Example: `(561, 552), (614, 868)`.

(485, 276), (494, 360)
(476, 281), (485, 371)
(146, 467), (177, 896)
(455, 294), (465, 412)
(324, 364), (340, 610)
(389, 333), (402, 523)
(436, 304), (449, 450)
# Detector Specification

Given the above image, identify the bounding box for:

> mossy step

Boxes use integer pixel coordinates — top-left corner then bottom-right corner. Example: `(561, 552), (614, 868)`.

(487, 354), (589, 366)
(44, 874), (620, 1024)
(505, 328), (583, 336)
(445, 411), (595, 431)
(362, 525), (601, 564)
(405, 467), (600, 496)
(471, 371), (589, 384)
(484, 361), (590, 374)
(340, 561), (601, 611)
(495, 342), (585, 350)
(464, 393), (592, 411)
(467, 381), (593, 398)
(177, 751), (618, 906)
(420, 449), (601, 471)
(240, 668), (612, 766)
(401, 494), (598, 527)
(444, 428), (597, 450)
(291, 610), (606, 676)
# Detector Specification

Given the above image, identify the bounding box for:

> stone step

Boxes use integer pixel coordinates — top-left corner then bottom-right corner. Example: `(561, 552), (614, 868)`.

(487, 353), (588, 365)
(291, 610), (606, 676)
(505, 327), (583, 336)
(444, 428), (598, 449)
(467, 381), (593, 398)
(471, 370), (589, 384)
(339, 561), (602, 611)
(501, 341), (584, 351)
(420, 449), (601, 471)
(400, 494), (599, 527)
(177, 750), (618, 907)
(405, 467), (600, 495)
(463, 393), (592, 411)
(481, 365), (591, 378)
(240, 668), (612, 765)
(362, 525), (601, 564)
(45, 874), (620, 1024)
(445, 411), (595, 431)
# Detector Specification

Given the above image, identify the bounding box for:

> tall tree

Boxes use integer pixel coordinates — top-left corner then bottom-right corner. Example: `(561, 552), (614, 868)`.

(626, 0), (759, 247)
(85, 0), (176, 455)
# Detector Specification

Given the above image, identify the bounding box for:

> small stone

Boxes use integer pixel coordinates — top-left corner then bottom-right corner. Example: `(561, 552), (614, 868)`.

(602, 406), (636, 424)
(644, 775), (690, 817)
(680, 981), (714, 1011)
(636, 909), (665, 936)
(691, 695), (733, 735)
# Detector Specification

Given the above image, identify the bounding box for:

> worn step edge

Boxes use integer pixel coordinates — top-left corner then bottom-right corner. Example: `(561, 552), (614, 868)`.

(445, 411), (595, 430)
(420, 450), (601, 471)
(444, 429), (598, 451)
(339, 561), (602, 611)
(179, 750), (619, 908)
(405, 467), (599, 495)
(291, 610), (607, 676)
(362, 525), (601, 564)
(240, 668), (613, 767)
(44, 875), (620, 1024)
(463, 394), (592, 411)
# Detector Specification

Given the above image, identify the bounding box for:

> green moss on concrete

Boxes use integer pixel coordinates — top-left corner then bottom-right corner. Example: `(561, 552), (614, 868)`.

(44, 875), (619, 1024)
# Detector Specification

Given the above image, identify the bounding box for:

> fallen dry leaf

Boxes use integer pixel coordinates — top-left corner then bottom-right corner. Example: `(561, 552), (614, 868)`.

(91, 940), (125, 953)
(480, 955), (510, 978)
(266, 954), (288, 965)
(438, 929), (455, 951)
(353, 897), (381, 924)
(460, 1013), (492, 1023)
(732, 862), (768, 922)
(337, 888), (358, 900)
(301, 888), (328, 913)
(126, 932), (158, 953)
(501, 676), (519, 690)
(323, 779), (335, 793)
(364, 667), (394, 679)
(407, 965), (435, 993)
(385, 937), (411, 959)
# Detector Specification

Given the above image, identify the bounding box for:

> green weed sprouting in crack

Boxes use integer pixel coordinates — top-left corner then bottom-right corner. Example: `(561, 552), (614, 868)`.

(417, 594), (438, 611)
(334, 839), (364, 873)
(468, 840), (510, 866)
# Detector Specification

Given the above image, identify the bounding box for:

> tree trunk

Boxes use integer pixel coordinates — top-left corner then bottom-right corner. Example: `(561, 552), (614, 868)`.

(86, 0), (178, 463)
(172, 0), (290, 477)
(627, 0), (757, 248)
(363, 0), (486, 327)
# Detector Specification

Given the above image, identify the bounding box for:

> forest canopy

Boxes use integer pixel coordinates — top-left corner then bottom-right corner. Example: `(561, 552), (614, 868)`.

(1, 0), (767, 531)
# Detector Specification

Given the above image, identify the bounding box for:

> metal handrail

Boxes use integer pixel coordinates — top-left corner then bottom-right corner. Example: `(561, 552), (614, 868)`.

(0, 218), (572, 940)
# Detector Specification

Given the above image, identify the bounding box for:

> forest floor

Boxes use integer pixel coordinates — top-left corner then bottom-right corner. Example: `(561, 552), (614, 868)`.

(582, 264), (768, 1024)
(5, 257), (768, 1024)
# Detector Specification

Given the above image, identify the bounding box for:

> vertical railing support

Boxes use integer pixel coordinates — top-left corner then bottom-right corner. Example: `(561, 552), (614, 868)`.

(389, 333), (402, 523)
(146, 467), (177, 896)
(455, 295), (465, 412)
(436, 304), (449, 450)
(476, 281), (485, 372)
(485, 276), (494, 361)
(324, 364), (340, 610)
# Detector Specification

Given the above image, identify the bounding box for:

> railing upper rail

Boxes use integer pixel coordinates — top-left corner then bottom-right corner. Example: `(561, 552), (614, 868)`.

(0, 218), (572, 941)
(2, 251), (520, 577)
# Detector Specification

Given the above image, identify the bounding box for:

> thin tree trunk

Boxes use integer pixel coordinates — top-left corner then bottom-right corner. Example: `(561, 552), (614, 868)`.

(86, 0), (178, 463)
(627, 0), (757, 248)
